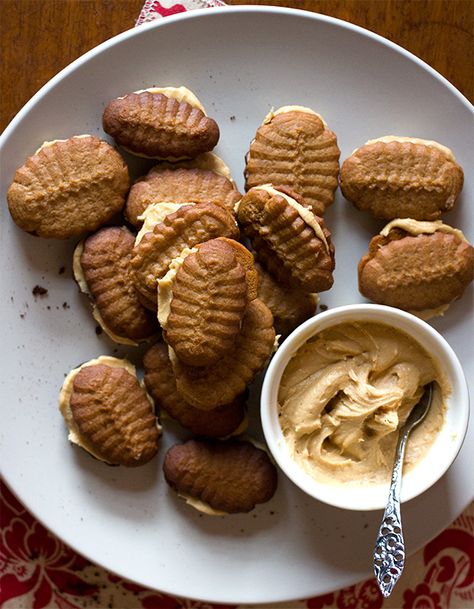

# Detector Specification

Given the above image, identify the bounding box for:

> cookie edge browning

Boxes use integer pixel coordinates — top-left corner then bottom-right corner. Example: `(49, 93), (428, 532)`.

(7, 135), (130, 239)
(143, 342), (247, 438)
(102, 91), (220, 160)
(340, 139), (464, 220)
(59, 356), (161, 466)
(74, 226), (159, 345)
(172, 298), (276, 410)
(130, 202), (240, 310)
(358, 229), (474, 311)
(163, 438), (278, 514)
(237, 185), (335, 293)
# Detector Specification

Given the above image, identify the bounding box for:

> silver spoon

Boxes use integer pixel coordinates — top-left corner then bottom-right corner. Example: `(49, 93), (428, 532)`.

(373, 382), (434, 598)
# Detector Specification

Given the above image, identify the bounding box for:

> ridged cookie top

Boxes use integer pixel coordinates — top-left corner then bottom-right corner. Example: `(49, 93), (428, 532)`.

(163, 439), (278, 513)
(245, 110), (340, 215)
(340, 138), (464, 220)
(358, 229), (474, 311)
(143, 342), (246, 437)
(78, 226), (158, 343)
(125, 166), (241, 226)
(172, 298), (275, 410)
(256, 263), (317, 337)
(102, 91), (219, 159)
(237, 186), (335, 293)
(130, 202), (239, 310)
(69, 362), (160, 466)
(7, 135), (130, 239)
(166, 239), (249, 366)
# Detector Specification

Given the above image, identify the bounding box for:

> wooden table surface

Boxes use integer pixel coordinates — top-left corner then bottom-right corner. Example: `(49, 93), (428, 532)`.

(0, 0), (472, 132)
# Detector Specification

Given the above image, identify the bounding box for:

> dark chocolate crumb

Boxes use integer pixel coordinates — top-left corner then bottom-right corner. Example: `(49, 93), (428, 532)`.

(58, 266), (65, 275)
(230, 115), (236, 121)
(364, 523), (368, 529)
(62, 302), (70, 309)
(95, 326), (102, 335)
(32, 285), (48, 297)
(319, 304), (328, 311)
(47, 306), (51, 310)
(269, 510), (275, 515)
(20, 313), (26, 319)
(113, 348), (118, 354)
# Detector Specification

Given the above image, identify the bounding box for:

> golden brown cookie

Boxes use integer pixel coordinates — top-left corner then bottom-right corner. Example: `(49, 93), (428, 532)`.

(340, 137), (464, 220)
(125, 165), (241, 227)
(74, 226), (159, 345)
(244, 107), (340, 215)
(358, 219), (474, 315)
(256, 263), (317, 337)
(172, 298), (275, 410)
(130, 202), (239, 310)
(162, 239), (251, 367)
(163, 439), (278, 514)
(7, 135), (130, 239)
(59, 356), (160, 466)
(102, 91), (219, 159)
(237, 185), (335, 293)
(143, 342), (246, 437)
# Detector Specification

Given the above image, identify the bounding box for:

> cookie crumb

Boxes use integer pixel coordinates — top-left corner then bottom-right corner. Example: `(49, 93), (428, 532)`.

(20, 313), (26, 319)
(319, 304), (328, 311)
(58, 266), (66, 275)
(47, 305), (51, 310)
(230, 115), (236, 121)
(95, 325), (103, 335)
(32, 285), (48, 297)
(62, 302), (70, 309)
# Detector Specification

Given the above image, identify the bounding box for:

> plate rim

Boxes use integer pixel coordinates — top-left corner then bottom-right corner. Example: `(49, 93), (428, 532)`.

(1, 5), (473, 604)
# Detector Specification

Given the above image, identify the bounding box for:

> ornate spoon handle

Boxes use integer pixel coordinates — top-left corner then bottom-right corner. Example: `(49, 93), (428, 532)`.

(373, 383), (433, 598)
(373, 429), (407, 597)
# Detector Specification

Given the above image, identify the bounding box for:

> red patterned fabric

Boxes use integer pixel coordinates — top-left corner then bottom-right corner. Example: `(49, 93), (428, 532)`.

(1, 479), (473, 608)
(2, 2), (473, 608)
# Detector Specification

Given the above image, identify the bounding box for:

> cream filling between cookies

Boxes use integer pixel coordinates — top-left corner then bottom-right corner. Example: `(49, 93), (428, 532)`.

(135, 202), (197, 245)
(176, 437), (273, 516)
(360, 136), (456, 161)
(34, 134), (92, 155)
(59, 356), (153, 462)
(253, 184), (330, 253)
(130, 86), (206, 114)
(262, 105), (327, 127)
(379, 219), (467, 320)
(379, 218), (467, 242)
(72, 242), (140, 346)
(120, 86), (208, 161)
(157, 247), (199, 328)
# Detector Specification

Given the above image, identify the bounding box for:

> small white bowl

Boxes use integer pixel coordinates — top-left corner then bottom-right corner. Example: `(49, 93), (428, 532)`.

(261, 304), (469, 511)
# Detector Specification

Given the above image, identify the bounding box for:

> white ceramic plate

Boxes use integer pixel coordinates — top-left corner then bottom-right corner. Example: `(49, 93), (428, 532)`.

(0, 6), (473, 605)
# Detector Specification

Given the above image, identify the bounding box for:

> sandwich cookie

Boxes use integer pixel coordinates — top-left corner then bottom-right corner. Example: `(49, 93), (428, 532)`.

(125, 153), (241, 227)
(73, 226), (159, 345)
(158, 238), (258, 367)
(236, 184), (335, 293)
(102, 86), (219, 160)
(244, 106), (340, 216)
(143, 342), (247, 438)
(163, 438), (278, 514)
(340, 136), (464, 220)
(59, 356), (161, 466)
(171, 298), (275, 410)
(7, 135), (130, 239)
(358, 218), (474, 318)
(130, 202), (239, 310)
